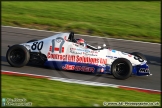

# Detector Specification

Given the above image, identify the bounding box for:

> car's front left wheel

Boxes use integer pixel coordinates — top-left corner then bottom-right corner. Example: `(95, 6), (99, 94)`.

(111, 58), (132, 80)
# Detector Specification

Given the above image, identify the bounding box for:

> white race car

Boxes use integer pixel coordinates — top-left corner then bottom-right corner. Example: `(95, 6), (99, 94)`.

(6, 32), (152, 80)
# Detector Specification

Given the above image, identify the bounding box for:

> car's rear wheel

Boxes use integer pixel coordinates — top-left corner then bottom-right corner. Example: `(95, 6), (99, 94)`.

(111, 58), (132, 80)
(6, 45), (30, 67)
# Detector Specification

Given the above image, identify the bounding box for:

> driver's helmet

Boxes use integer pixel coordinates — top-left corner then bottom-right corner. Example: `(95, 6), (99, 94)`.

(76, 38), (86, 47)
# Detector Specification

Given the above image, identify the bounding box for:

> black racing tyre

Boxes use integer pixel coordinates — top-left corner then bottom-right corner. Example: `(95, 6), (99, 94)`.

(130, 52), (146, 60)
(111, 58), (132, 80)
(6, 45), (30, 67)
(27, 39), (38, 43)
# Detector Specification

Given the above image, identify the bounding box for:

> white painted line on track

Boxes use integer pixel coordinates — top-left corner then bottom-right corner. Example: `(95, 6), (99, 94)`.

(49, 77), (118, 88)
(1, 70), (161, 94)
(2, 25), (161, 45)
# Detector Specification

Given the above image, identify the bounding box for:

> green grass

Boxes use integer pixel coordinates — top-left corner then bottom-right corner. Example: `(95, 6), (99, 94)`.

(2, 1), (160, 43)
(2, 75), (161, 107)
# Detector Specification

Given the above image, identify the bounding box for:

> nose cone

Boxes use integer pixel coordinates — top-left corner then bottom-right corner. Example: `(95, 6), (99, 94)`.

(136, 63), (151, 76)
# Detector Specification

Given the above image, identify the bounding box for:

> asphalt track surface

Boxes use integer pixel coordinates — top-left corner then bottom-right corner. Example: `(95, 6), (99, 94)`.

(1, 26), (161, 91)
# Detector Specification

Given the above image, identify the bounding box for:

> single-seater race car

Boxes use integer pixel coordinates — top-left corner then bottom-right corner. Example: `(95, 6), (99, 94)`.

(6, 32), (152, 80)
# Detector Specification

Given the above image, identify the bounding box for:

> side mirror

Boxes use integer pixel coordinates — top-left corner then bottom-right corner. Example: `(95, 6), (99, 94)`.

(103, 44), (106, 47)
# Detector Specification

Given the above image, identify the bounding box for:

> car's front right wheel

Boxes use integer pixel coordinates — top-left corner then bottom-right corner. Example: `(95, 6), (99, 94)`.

(130, 52), (146, 61)
(111, 58), (132, 80)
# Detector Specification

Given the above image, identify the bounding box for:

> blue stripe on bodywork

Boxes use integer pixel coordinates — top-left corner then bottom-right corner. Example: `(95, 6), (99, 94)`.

(44, 60), (110, 74)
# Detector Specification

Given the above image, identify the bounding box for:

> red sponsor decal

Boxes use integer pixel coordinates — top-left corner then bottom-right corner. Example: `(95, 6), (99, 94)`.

(47, 52), (51, 58)
(89, 67), (95, 72)
(68, 55), (75, 62)
(100, 58), (107, 64)
(49, 46), (52, 51)
(62, 64), (95, 72)
(62, 64), (75, 70)
(75, 66), (81, 71)
(47, 52), (107, 65)
(49, 46), (64, 53)
(54, 47), (64, 52)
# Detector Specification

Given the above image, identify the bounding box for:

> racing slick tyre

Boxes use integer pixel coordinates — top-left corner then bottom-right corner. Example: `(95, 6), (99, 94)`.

(111, 58), (132, 80)
(6, 45), (30, 67)
(130, 52), (146, 60)
(27, 39), (38, 43)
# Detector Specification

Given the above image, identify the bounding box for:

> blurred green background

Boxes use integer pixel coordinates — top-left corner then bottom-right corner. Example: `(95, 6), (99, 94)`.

(2, 1), (161, 43)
